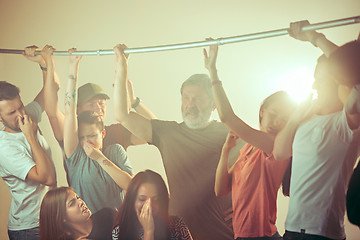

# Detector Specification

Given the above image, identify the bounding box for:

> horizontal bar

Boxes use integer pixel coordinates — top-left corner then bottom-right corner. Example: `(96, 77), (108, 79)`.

(1, 16), (359, 56)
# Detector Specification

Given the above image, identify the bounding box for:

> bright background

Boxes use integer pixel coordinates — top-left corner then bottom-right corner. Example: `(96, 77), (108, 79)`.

(0, 0), (359, 239)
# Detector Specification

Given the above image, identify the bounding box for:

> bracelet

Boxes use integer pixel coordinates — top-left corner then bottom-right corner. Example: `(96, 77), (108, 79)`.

(310, 33), (325, 47)
(39, 64), (47, 71)
(131, 97), (141, 108)
(210, 80), (222, 87)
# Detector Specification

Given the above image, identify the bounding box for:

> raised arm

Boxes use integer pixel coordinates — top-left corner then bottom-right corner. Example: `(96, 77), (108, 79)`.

(23, 45), (47, 111)
(288, 20), (338, 57)
(64, 49), (82, 158)
(327, 40), (360, 130)
(113, 44), (152, 143)
(21, 114), (57, 186)
(273, 96), (314, 161)
(82, 142), (132, 189)
(203, 40), (274, 155)
(39, 46), (65, 143)
(127, 79), (156, 145)
(215, 132), (238, 196)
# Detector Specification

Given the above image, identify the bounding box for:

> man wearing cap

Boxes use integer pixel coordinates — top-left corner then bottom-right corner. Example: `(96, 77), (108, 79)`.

(77, 81), (156, 150)
(38, 48), (139, 212)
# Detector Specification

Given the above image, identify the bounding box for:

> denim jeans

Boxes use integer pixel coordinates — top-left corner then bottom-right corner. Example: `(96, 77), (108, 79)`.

(283, 230), (344, 240)
(236, 232), (282, 240)
(8, 226), (39, 240)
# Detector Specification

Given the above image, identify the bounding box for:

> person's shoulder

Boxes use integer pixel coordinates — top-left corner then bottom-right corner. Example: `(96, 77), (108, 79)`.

(96, 207), (116, 216)
(105, 123), (127, 132)
(152, 119), (178, 125)
(151, 119), (180, 129)
(92, 207), (116, 221)
(103, 144), (126, 156)
(0, 134), (25, 151)
(169, 215), (186, 226)
(209, 120), (226, 128)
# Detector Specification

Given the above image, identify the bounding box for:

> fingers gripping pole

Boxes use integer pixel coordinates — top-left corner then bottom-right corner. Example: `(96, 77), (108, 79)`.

(1, 16), (359, 56)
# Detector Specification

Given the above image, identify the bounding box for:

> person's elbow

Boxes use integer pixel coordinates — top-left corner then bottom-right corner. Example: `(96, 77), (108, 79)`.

(37, 173), (57, 186)
(44, 175), (57, 186)
(218, 109), (235, 126)
(273, 147), (291, 161)
(26, 167), (57, 186)
(114, 110), (128, 124)
(215, 188), (226, 197)
(114, 111), (122, 123)
(214, 184), (230, 197)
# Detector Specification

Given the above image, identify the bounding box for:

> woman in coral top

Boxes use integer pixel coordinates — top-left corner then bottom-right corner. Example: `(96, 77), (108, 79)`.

(203, 41), (295, 239)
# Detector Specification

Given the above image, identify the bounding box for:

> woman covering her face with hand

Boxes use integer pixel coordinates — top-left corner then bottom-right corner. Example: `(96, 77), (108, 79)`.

(112, 170), (193, 240)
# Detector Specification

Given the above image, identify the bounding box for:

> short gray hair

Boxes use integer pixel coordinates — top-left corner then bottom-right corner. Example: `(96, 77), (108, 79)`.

(180, 74), (213, 100)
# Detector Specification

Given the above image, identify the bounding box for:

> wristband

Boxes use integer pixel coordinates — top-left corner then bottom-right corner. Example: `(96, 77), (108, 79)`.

(131, 97), (141, 108)
(39, 65), (47, 71)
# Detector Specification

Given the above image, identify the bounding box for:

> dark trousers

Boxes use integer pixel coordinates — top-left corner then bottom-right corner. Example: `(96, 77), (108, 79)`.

(236, 232), (282, 240)
(283, 230), (344, 240)
(8, 227), (39, 240)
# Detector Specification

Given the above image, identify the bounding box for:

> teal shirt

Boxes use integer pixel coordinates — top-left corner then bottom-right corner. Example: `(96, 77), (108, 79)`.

(64, 144), (133, 213)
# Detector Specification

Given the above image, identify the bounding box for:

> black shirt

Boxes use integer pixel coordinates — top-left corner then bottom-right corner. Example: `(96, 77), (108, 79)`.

(87, 208), (116, 240)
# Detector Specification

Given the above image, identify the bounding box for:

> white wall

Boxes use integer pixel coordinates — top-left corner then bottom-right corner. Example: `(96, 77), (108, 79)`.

(1, 0), (359, 239)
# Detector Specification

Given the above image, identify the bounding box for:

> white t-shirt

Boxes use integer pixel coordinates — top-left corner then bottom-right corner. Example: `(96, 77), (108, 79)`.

(0, 101), (52, 231)
(286, 109), (357, 239)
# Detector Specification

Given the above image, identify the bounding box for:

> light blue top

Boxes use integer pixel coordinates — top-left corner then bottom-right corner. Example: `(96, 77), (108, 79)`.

(64, 143), (133, 213)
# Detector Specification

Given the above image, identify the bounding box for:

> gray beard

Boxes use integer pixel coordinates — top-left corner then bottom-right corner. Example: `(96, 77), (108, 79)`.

(182, 112), (212, 129)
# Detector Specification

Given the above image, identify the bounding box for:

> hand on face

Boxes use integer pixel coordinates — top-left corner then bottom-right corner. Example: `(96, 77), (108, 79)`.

(82, 141), (105, 162)
(18, 114), (38, 138)
(137, 198), (155, 234)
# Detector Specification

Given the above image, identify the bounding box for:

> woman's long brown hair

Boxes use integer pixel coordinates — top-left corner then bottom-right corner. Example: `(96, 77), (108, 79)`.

(39, 187), (72, 240)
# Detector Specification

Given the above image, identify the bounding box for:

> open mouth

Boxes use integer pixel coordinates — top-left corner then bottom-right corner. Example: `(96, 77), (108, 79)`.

(82, 206), (89, 213)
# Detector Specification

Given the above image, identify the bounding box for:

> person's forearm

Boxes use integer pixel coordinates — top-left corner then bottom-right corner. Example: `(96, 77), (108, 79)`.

(215, 147), (232, 196)
(313, 33), (338, 57)
(64, 65), (79, 157)
(132, 102), (156, 119)
(209, 67), (237, 124)
(27, 134), (56, 185)
(43, 59), (65, 142)
(33, 61), (48, 110)
(143, 231), (154, 240)
(273, 120), (298, 161)
(113, 68), (130, 123)
(95, 156), (132, 189)
(44, 64), (60, 117)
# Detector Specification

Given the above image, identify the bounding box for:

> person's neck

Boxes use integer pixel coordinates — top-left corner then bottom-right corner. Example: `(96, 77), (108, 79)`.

(314, 96), (343, 115)
(4, 127), (21, 133)
(185, 120), (212, 129)
(70, 219), (93, 240)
